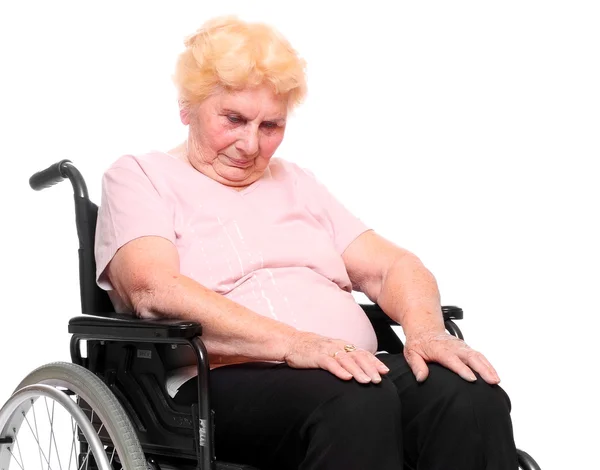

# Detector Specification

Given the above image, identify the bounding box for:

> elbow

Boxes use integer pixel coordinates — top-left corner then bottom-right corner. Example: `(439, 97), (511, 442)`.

(129, 283), (159, 318)
(385, 252), (439, 289)
(111, 269), (178, 318)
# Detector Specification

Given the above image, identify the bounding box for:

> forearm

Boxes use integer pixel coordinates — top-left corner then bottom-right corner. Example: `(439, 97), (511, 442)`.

(130, 274), (299, 362)
(375, 254), (445, 336)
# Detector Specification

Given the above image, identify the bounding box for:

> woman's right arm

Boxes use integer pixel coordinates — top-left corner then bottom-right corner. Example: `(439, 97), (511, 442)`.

(107, 236), (388, 383)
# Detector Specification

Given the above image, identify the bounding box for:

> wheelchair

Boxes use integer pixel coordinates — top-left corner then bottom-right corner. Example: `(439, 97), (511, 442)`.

(0, 160), (542, 470)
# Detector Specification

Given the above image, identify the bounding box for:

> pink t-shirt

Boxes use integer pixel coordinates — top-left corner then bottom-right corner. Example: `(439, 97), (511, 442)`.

(95, 151), (377, 353)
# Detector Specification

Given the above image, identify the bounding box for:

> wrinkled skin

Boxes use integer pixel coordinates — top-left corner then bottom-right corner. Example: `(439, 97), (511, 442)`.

(403, 331), (500, 384)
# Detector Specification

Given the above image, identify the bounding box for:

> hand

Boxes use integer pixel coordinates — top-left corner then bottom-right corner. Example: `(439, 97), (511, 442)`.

(283, 331), (390, 383)
(403, 330), (501, 384)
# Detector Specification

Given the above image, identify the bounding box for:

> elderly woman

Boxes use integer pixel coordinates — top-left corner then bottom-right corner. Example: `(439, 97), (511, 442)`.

(95, 16), (517, 470)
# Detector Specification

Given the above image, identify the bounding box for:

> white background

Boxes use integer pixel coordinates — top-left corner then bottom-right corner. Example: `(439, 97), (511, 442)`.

(1, 1), (599, 468)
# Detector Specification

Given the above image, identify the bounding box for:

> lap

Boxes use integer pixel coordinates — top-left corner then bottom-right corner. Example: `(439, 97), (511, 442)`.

(174, 354), (513, 468)
(176, 359), (400, 436)
(175, 352), (511, 431)
(176, 360), (401, 467)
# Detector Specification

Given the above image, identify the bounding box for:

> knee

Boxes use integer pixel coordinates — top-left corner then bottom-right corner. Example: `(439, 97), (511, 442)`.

(426, 364), (512, 423)
(298, 376), (404, 468)
(410, 365), (517, 468)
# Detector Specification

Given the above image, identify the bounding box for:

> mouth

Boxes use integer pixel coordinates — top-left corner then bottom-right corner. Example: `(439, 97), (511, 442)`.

(225, 156), (254, 168)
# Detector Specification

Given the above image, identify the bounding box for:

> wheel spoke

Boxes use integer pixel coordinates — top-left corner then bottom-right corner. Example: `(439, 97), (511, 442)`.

(85, 409), (95, 470)
(77, 447), (91, 470)
(14, 427), (25, 470)
(31, 399), (46, 470)
(68, 417), (77, 470)
(22, 409), (55, 470)
(45, 398), (53, 470)
(8, 446), (25, 470)
(5, 367), (136, 470)
(44, 397), (63, 470)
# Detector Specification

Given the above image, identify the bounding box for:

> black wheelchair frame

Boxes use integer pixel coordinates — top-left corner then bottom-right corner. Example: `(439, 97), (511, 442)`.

(26, 160), (541, 470)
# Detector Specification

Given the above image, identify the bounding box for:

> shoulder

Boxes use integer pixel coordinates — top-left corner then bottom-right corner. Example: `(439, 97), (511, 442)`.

(104, 151), (174, 177)
(101, 151), (192, 196)
(99, 151), (190, 207)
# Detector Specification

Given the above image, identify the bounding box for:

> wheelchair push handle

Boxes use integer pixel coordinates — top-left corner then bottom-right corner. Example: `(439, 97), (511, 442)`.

(29, 159), (88, 198)
(29, 159), (72, 191)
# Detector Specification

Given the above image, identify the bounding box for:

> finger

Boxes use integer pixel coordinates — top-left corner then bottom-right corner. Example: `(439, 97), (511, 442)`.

(350, 351), (384, 383)
(404, 348), (430, 382)
(436, 354), (477, 382)
(373, 355), (391, 375)
(320, 356), (353, 381)
(335, 353), (373, 383)
(462, 351), (500, 384)
(475, 353), (501, 382)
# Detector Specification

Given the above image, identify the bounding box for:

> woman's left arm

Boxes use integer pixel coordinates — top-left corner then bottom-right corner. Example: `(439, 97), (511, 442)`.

(342, 230), (501, 385)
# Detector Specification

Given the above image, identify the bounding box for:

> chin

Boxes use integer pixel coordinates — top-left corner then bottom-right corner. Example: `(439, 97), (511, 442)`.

(219, 167), (256, 185)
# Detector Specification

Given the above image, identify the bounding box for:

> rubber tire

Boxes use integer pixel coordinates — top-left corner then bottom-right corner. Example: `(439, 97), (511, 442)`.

(15, 362), (146, 470)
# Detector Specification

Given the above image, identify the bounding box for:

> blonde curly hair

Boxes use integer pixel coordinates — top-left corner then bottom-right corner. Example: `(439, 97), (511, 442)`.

(173, 16), (307, 110)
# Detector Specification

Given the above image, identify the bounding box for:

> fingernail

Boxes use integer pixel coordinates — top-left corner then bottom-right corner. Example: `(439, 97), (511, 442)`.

(372, 375), (382, 383)
(468, 374), (477, 382)
(382, 366), (390, 372)
(361, 374), (371, 382)
(416, 371), (425, 382)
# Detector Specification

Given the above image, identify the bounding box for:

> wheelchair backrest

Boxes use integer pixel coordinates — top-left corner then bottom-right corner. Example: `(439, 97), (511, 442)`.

(30, 160), (115, 316)
(77, 198), (117, 315)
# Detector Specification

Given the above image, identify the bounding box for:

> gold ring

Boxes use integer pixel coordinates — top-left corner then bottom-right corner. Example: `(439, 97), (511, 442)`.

(333, 345), (357, 358)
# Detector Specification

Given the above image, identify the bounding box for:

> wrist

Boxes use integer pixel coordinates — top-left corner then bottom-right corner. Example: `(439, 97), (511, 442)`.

(270, 325), (301, 362)
(401, 313), (445, 339)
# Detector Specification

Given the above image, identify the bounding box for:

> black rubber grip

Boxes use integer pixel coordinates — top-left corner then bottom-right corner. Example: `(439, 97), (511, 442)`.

(29, 159), (71, 191)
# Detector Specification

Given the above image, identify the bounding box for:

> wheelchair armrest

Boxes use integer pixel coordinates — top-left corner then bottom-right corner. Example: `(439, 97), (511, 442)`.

(442, 305), (463, 320)
(68, 315), (212, 468)
(68, 314), (202, 341)
(360, 304), (463, 324)
(362, 304), (465, 345)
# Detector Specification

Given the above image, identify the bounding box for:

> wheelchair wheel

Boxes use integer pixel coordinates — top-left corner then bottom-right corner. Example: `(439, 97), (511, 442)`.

(0, 362), (146, 470)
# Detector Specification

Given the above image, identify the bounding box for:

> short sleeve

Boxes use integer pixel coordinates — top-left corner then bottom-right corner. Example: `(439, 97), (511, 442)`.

(95, 157), (176, 290)
(297, 166), (371, 254)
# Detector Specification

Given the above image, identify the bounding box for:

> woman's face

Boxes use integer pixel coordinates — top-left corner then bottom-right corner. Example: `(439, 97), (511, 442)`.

(182, 85), (288, 189)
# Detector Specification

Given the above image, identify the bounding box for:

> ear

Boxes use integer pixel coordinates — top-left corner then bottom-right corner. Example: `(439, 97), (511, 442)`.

(179, 99), (191, 125)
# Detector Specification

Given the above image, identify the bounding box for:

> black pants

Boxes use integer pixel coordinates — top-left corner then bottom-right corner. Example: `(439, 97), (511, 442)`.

(175, 353), (518, 469)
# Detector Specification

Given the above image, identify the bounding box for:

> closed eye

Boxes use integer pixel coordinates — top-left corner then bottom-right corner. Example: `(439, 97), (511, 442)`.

(227, 114), (246, 124)
(223, 112), (284, 129)
(261, 121), (278, 129)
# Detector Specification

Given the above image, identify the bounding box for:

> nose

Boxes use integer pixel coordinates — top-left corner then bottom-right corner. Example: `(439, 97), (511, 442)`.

(235, 125), (259, 156)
